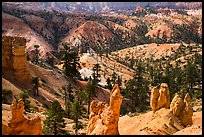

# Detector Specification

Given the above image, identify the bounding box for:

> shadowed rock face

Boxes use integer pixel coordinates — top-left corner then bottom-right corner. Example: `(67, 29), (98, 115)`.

(2, 99), (42, 135)
(87, 84), (123, 135)
(150, 83), (170, 113)
(170, 93), (193, 127)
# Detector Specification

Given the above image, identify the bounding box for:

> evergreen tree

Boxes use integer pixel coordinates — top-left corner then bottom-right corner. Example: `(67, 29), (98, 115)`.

(86, 80), (96, 116)
(60, 42), (81, 78)
(106, 77), (113, 90)
(111, 71), (117, 85)
(19, 89), (31, 112)
(43, 100), (68, 135)
(32, 77), (39, 96)
(125, 61), (149, 112)
(92, 63), (101, 85)
(62, 84), (74, 118)
(71, 99), (83, 135)
(33, 45), (40, 64)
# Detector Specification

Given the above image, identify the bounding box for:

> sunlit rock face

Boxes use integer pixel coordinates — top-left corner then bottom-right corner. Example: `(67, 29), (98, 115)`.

(170, 93), (193, 127)
(150, 83), (170, 113)
(2, 99), (42, 135)
(2, 36), (31, 83)
(87, 84), (123, 135)
(151, 83), (193, 128)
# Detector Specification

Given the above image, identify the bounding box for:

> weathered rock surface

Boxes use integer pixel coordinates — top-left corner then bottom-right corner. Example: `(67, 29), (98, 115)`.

(170, 93), (184, 117)
(150, 87), (159, 112)
(150, 83), (170, 113)
(2, 36), (31, 83)
(170, 93), (193, 127)
(86, 84), (123, 135)
(2, 99), (42, 135)
(150, 83), (193, 128)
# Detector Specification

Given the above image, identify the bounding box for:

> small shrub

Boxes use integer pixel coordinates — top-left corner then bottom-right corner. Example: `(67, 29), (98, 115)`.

(72, 122), (83, 130)
(2, 89), (13, 104)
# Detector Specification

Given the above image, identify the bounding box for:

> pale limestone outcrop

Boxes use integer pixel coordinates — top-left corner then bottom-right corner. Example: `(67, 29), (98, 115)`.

(2, 99), (42, 135)
(87, 84), (123, 135)
(170, 93), (193, 127)
(2, 36), (31, 83)
(150, 83), (170, 113)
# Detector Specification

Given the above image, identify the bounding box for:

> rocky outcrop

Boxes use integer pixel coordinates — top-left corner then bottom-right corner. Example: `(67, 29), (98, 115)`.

(151, 83), (193, 128)
(150, 83), (170, 113)
(170, 93), (193, 127)
(86, 84), (123, 135)
(2, 36), (31, 83)
(170, 93), (184, 117)
(2, 99), (42, 135)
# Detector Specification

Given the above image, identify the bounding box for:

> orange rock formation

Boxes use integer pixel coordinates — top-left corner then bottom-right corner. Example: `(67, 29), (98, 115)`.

(150, 83), (170, 113)
(2, 99), (42, 135)
(86, 84), (123, 135)
(170, 93), (193, 127)
(2, 36), (31, 83)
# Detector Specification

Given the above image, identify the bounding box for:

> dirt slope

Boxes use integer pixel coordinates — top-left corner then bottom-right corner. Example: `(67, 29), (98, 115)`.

(118, 110), (202, 135)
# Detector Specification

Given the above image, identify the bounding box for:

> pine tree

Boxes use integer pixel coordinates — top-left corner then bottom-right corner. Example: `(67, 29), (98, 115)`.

(106, 77), (113, 90)
(33, 44), (40, 64)
(60, 42), (81, 78)
(71, 99), (83, 135)
(111, 71), (117, 85)
(43, 100), (68, 135)
(86, 80), (96, 116)
(62, 84), (74, 118)
(19, 89), (31, 112)
(92, 63), (101, 85)
(32, 77), (39, 96)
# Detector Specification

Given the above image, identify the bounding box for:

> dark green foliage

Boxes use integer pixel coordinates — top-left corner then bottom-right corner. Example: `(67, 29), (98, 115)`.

(33, 45), (40, 64)
(70, 99), (83, 135)
(43, 100), (68, 135)
(111, 71), (117, 85)
(46, 56), (54, 67)
(86, 80), (96, 116)
(62, 83), (74, 118)
(60, 42), (81, 78)
(106, 77), (113, 90)
(92, 63), (101, 85)
(122, 43), (201, 115)
(124, 61), (149, 113)
(26, 51), (30, 61)
(19, 90), (31, 112)
(32, 77), (39, 96)
(172, 24), (202, 44)
(2, 89), (13, 104)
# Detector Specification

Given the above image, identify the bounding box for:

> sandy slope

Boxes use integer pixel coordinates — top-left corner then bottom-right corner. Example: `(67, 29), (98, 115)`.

(118, 110), (202, 135)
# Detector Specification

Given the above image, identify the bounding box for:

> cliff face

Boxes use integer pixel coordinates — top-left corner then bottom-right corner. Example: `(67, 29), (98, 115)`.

(86, 84), (123, 135)
(2, 36), (31, 83)
(2, 99), (42, 135)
